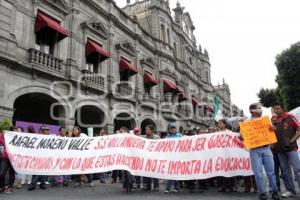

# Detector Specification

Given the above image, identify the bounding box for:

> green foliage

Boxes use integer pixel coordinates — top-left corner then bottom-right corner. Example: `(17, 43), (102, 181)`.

(275, 42), (300, 110)
(0, 118), (12, 132)
(257, 88), (282, 108)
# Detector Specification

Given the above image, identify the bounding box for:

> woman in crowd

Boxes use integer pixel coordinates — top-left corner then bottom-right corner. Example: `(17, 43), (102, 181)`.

(0, 126), (16, 194)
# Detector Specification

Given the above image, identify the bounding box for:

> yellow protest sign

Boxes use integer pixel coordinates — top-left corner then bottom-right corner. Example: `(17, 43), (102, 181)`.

(240, 116), (277, 149)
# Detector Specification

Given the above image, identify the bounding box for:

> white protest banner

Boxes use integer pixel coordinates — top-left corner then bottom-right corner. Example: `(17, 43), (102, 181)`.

(4, 130), (253, 180)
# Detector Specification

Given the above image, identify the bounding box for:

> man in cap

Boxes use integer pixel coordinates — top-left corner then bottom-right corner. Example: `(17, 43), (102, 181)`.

(165, 122), (182, 194)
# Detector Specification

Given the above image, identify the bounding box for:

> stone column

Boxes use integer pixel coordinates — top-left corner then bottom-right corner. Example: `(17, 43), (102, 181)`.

(61, 118), (76, 131)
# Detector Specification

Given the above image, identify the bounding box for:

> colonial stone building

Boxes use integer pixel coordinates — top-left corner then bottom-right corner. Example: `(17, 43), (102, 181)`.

(0, 0), (241, 134)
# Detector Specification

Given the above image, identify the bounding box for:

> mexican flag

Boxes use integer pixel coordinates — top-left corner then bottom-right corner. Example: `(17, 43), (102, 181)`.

(213, 95), (223, 121)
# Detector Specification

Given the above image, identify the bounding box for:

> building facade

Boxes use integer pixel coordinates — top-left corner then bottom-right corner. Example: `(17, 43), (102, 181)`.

(0, 0), (240, 134)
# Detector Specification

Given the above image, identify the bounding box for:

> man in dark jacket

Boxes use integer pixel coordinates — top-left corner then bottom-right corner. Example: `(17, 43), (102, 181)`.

(272, 103), (300, 198)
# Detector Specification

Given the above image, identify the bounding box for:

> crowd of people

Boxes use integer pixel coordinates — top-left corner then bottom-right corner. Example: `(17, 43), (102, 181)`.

(0, 102), (300, 200)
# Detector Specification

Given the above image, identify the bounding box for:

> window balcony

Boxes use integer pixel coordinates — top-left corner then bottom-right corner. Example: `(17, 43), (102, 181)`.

(114, 83), (138, 101)
(29, 48), (63, 71)
(81, 70), (106, 92)
(142, 93), (157, 104)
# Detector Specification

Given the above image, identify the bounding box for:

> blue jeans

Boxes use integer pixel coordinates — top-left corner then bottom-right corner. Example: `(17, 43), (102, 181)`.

(165, 180), (179, 191)
(278, 151), (300, 194)
(250, 146), (278, 194)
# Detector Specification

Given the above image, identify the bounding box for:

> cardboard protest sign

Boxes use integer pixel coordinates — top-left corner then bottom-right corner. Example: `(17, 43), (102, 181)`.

(240, 116), (277, 149)
(4, 130), (253, 180)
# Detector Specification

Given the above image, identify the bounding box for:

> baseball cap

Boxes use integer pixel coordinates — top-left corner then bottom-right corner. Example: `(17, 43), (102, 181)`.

(40, 125), (50, 130)
(168, 122), (176, 129)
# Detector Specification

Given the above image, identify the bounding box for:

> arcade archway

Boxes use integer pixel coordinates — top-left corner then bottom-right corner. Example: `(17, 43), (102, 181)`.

(113, 112), (136, 132)
(74, 105), (105, 136)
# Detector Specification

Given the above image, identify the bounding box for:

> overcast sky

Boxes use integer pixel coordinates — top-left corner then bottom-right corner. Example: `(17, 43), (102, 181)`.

(115, 0), (300, 116)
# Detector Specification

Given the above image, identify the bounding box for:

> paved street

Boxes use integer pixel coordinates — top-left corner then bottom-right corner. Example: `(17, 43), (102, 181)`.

(2, 181), (299, 200)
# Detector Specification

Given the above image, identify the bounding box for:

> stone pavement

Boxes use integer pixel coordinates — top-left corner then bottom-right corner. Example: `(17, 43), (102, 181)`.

(2, 181), (298, 200)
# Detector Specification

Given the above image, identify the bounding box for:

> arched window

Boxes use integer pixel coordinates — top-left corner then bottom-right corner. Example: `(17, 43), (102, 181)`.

(160, 24), (165, 42)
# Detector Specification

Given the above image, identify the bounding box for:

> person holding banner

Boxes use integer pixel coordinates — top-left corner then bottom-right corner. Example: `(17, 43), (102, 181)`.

(72, 126), (94, 188)
(142, 125), (160, 191)
(111, 128), (123, 184)
(50, 127), (71, 187)
(164, 122), (182, 194)
(244, 103), (280, 200)
(97, 128), (108, 184)
(0, 127), (16, 194)
(28, 126), (50, 191)
(217, 119), (236, 193)
(133, 127), (142, 189)
(271, 103), (300, 198)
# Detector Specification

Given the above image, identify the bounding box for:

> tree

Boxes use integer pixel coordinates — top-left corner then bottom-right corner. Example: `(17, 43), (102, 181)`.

(257, 42), (300, 111)
(257, 88), (282, 108)
(275, 42), (300, 110)
(0, 118), (12, 132)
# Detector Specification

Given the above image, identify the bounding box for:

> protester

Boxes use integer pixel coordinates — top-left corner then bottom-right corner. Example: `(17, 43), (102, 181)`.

(133, 127), (142, 189)
(165, 122), (182, 194)
(14, 126), (25, 189)
(98, 128), (108, 184)
(184, 130), (198, 192)
(217, 119), (236, 193)
(143, 125), (160, 191)
(272, 102), (300, 198)
(72, 126), (94, 187)
(51, 127), (70, 187)
(21, 126), (36, 186)
(14, 126), (28, 189)
(119, 127), (134, 192)
(234, 118), (257, 193)
(242, 103), (279, 200)
(0, 126), (16, 194)
(111, 128), (123, 184)
(28, 126), (50, 191)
